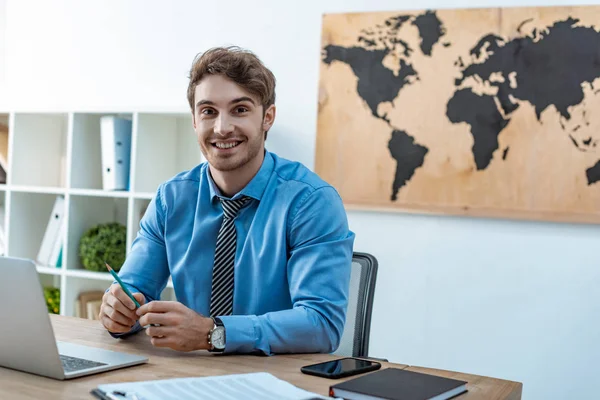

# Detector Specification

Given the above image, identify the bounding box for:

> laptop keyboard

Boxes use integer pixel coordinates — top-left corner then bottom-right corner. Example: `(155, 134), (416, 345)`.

(60, 354), (107, 373)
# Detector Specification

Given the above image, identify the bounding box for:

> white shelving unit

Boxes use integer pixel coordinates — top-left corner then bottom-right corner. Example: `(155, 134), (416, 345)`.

(1, 111), (202, 316)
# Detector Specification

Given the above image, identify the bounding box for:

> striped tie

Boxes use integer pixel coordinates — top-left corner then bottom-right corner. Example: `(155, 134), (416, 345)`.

(209, 196), (250, 317)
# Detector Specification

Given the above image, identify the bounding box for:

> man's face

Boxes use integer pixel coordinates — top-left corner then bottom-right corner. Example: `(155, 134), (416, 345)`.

(192, 75), (275, 172)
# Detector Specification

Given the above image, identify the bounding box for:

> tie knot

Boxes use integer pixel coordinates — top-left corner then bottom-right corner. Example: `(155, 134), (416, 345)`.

(220, 196), (250, 219)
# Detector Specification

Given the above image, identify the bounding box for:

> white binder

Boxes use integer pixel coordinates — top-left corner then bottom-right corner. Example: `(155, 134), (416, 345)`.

(100, 116), (132, 191)
(36, 196), (65, 266)
(47, 222), (65, 267)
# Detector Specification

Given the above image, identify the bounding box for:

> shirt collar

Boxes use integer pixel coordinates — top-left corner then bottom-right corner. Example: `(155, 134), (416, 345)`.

(208, 150), (275, 202)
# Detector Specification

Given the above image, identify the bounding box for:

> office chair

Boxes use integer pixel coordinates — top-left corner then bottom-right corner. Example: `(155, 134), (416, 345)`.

(333, 252), (380, 359)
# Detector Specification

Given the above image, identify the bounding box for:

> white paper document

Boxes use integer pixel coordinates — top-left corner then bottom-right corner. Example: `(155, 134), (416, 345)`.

(96, 372), (331, 400)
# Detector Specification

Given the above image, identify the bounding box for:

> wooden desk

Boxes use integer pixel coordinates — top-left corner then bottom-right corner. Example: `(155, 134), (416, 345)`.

(0, 315), (522, 399)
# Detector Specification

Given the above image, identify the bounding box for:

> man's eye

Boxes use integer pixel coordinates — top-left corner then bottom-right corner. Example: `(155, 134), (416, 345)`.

(235, 107), (248, 114)
(201, 108), (215, 115)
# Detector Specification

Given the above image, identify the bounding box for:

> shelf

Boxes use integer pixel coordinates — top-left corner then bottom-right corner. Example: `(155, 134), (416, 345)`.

(65, 269), (113, 281)
(70, 113), (134, 191)
(3, 111), (185, 317)
(7, 191), (63, 262)
(66, 195), (128, 270)
(133, 113), (201, 193)
(133, 191), (154, 200)
(36, 265), (63, 276)
(62, 275), (110, 317)
(128, 198), (151, 249)
(11, 113), (68, 187)
(69, 188), (130, 198)
(10, 185), (66, 195)
(0, 114), (8, 183)
(65, 269), (174, 288)
(38, 273), (61, 292)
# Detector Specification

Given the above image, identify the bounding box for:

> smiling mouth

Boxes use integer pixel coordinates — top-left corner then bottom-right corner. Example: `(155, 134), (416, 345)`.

(212, 141), (241, 150)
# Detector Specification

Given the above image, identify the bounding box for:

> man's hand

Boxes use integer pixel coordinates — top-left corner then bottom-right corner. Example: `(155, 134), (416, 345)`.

(136, 301), (214, 352)
(99, 283), (146, 333)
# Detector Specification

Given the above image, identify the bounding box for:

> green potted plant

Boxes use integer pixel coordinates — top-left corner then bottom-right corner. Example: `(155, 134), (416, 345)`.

(79, 222), (127, 272)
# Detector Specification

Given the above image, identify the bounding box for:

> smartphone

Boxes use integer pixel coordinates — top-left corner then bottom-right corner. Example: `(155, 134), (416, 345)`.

(300, 357), (381, 379)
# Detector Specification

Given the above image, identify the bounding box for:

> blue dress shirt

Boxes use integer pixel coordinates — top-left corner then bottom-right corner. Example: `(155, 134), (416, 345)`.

(115, 151), (355, 355)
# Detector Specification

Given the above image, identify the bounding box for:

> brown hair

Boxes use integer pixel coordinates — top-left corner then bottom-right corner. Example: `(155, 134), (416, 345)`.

(187, 46), (276, 116)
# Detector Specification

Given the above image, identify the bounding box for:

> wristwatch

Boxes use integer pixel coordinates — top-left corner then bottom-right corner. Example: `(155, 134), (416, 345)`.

(208, 317), (226, 352)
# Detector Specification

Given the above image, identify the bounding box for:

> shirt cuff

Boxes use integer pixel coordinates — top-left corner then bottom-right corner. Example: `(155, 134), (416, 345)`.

(108, 321), (143, 339)
(217, 315), (259, 354)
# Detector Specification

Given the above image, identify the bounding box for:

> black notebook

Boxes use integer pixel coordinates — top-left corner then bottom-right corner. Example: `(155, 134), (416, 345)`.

(329, 368), (468, 400)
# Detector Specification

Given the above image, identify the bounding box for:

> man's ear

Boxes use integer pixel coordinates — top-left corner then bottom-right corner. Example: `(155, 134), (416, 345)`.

(192, 111), (197, 129)
(262, 105), (276, 132)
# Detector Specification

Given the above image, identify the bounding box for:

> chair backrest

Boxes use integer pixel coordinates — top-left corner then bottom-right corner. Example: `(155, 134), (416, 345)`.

(333, 252), (378, 358)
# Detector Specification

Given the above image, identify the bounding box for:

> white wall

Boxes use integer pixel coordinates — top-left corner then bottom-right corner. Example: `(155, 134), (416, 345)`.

(5, 0), (600, 398)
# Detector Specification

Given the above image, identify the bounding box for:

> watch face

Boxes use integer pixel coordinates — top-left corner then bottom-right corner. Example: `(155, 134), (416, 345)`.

(211, 327), (226, 349)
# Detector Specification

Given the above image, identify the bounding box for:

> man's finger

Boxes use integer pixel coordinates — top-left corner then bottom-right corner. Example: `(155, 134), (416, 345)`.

(139, 312), (172, 327)
(150, 336), (173, 348)
(103, 303), (136, 327)
(136, 301), (178, 316)
(106, 294), (137, 320)
(101, 315), (132, 334)
(133, 292), (146, 306)
(110, 284), (137, 311)
(145, 325), (174, 338)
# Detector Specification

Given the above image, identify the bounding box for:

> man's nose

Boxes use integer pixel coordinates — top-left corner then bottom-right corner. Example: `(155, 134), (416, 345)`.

(214, 114), (234, 136)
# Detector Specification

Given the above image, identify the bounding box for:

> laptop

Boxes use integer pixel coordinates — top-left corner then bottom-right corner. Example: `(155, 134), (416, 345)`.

(0, 256), (148, 380)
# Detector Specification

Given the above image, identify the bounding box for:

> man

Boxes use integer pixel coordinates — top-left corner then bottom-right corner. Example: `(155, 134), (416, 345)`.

(99, 46), (355, 355)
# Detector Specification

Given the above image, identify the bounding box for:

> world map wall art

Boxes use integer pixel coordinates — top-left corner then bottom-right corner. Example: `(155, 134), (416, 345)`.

(316, 6), (600, 224)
